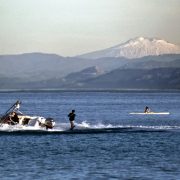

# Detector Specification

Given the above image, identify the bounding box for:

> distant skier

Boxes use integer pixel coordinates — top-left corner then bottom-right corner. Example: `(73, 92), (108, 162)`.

(144, 106), (150, 113)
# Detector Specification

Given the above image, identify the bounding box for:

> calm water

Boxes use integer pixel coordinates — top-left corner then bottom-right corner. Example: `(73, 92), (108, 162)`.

(0, 91), (180, 179)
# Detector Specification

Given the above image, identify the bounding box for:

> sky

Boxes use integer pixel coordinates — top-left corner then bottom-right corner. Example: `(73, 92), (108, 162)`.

(0, 0), (180, 56)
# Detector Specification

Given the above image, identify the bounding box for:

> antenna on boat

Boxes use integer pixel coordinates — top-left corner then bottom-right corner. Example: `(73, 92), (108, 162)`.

(5, 100), (21, 114)
(0, 100), (21, 125)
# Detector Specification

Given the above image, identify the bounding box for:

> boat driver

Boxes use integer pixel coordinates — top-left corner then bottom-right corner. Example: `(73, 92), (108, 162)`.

(10, 112), (19, 124)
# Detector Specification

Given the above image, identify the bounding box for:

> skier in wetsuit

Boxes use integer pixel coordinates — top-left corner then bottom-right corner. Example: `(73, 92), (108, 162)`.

(68, 110), (76, 130)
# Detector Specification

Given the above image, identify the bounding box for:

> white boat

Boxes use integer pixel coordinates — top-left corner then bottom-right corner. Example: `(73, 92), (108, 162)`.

(0, 101), (55, 129)
(129, 112), (170, 115)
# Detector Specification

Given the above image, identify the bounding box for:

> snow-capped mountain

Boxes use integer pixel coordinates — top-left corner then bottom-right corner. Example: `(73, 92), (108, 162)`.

(78, 37), (180, 59)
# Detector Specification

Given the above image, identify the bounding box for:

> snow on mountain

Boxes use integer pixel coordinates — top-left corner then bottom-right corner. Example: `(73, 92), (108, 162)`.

(78, 37), (180, 59)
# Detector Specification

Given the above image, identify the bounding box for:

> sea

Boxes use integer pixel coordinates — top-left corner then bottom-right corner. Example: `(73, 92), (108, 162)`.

(0, 91), (180, 180)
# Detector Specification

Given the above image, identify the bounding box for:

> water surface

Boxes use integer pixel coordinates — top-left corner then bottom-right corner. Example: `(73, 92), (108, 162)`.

(0, 91), (180, 179)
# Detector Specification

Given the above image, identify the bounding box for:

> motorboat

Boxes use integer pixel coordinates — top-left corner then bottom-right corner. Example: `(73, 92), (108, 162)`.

(0, 101), (55, 130)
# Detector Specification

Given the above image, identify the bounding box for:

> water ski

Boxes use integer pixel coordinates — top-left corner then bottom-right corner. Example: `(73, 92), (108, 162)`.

(70, 125), (75, 130)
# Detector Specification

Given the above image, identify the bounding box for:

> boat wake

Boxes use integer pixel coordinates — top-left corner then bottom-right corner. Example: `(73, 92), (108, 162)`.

(0, 121), (180, 135)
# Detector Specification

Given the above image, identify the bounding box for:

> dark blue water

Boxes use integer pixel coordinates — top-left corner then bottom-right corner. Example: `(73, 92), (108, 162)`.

(0, 91), (180, 179)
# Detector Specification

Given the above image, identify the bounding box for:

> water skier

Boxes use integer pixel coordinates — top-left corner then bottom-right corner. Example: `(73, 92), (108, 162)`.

(68, 110), (76, 130)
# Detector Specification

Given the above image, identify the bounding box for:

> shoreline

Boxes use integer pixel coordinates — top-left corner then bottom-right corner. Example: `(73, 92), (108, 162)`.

(0, 88), (180, 93)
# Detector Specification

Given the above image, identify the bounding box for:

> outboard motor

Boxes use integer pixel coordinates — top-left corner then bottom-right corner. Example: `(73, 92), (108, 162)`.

(44, 118), (55, 129)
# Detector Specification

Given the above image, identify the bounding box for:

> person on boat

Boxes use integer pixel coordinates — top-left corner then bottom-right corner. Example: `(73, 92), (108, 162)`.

(144, 106), (150, 113)
(9, 112), (19, 125)
(68, 110), (76, 130)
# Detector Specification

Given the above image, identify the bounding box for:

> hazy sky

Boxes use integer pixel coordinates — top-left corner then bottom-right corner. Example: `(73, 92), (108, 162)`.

(0, 0), (180, 56)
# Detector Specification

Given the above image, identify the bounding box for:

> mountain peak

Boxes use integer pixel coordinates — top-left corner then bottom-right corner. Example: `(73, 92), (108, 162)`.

(78, 37), (180, 59)
(119, 36), (172, 44)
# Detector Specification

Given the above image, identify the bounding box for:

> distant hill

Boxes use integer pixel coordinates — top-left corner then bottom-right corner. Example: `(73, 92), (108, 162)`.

(0, 53), (66, 80)
(78, 37), (180, 59)
(122, 55), (180, 69)
(0, 53), (127, 81)
(0, 36), (180, 90)
(0, 54), (180, 90)
(60, 67), (180, 90)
